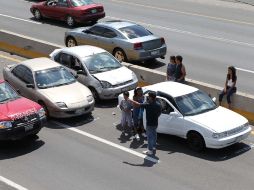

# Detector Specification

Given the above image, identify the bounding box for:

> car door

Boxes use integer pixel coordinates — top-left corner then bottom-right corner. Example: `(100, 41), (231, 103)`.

(41, 0), (58, 18)
(9, 65), (36, 100)
(54, 0), (70, 20)
(96, 28), (118, 53)
(156, 96), (186, 137)
(77, 26), (105, 47)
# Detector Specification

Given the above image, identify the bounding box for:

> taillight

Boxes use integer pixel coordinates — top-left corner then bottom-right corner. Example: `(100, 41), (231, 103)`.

(161, 38), (165, 45)
(134, 42), (142, 50)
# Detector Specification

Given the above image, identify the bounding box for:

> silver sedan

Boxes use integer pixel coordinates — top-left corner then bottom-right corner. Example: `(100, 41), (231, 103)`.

(65, 20), (167, 62)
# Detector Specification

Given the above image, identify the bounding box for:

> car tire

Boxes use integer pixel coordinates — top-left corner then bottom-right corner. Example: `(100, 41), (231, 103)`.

(33, 9), (42, 20)
(66, 15), (75, 27)
(89, 87), (100, 103)
(66, 37), (77, 47)
(113, 48), (128, 62)
(187, 132), (205, 152)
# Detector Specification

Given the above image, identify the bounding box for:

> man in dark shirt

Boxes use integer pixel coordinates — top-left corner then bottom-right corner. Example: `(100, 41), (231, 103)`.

(129, 91), (162, 155)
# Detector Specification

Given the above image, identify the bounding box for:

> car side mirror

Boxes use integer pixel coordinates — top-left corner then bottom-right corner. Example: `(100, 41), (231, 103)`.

(212, 97), (216, 102)
(26, 84), (35, 89)
(77, 70), (87, 75)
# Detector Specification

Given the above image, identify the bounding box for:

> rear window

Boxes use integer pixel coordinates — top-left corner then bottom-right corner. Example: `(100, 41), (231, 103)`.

(70, 0), (94, 6)
(119, 25), (152, 39)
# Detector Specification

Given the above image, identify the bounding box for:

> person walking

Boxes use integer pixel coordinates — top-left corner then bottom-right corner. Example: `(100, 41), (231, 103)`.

(132, 87), (146, 140)
(129, 91), (162, 155)
(219, 66), (237, 109)
(174, 55), (186, 83)
(119, 91), (133, 136)
(166, 56), (176, 81)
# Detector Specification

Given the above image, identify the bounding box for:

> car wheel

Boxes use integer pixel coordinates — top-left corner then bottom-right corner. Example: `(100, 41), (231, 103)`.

(66, 15), (75, 27)
(66, 37), (77, 47)
(89, 87), (100, 102)
(34, 9), (42, 20)
(187, 132), (205, 152)
(113, 48), (128, 62)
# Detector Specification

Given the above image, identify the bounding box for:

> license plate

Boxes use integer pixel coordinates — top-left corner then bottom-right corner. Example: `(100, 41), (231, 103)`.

(91, 9), (97, 13)
(25, 124), (33, 131)
(76, 108), (84, 114)
(151, 50), (159, 56)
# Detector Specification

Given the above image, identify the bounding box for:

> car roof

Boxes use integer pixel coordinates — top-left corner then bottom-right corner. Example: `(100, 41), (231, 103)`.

(20, 57), (61, 71)
(61, 45), (106, 58)
(98, 20), (136, 30)
(145, 82), (198, 98)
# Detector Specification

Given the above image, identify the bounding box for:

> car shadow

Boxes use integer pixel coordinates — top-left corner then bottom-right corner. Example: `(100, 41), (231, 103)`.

(0, 136), (45, 160)
(156, 133), (252, 162)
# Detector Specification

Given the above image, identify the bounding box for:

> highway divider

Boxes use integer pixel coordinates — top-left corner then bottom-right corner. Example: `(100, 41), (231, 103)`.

(1, 29), (254, 124)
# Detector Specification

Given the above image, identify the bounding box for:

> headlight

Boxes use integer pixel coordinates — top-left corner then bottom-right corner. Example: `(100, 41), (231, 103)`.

(0, 121), (12, 129)
(87, 95), (94, 103)
(212, 132), (228, 139)
(38, 108), (46, 118)
(100, 81), (112, 89)
(55, 102), (68, 109)
(242, 122), (249, 129)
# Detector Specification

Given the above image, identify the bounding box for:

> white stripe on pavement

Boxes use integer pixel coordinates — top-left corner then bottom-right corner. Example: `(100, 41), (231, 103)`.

(52, 121), (160, 164)
(106, 16), (254, 48)
(0, 14), (41, 24)
(235, 67), (254, 74)
(0, 176), (28, 190)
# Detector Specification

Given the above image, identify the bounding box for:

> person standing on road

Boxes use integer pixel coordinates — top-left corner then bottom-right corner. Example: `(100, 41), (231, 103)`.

(120, 91), (133, 136)
(166, 56), (176, 81)
(174, 55), (186, 83)
(132, 87), (147, 140)
(219, 66), (237, 109)
(129, 91), (162, 155)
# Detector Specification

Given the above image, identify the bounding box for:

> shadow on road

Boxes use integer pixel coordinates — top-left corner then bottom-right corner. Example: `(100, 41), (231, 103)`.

(0, 136), (44, 160)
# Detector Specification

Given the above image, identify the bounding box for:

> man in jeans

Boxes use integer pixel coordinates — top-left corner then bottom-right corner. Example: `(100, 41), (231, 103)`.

(129, 91), (162, 155)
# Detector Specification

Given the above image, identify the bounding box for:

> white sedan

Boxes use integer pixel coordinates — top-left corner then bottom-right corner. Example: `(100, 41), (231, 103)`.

(118, 82), (251, 151)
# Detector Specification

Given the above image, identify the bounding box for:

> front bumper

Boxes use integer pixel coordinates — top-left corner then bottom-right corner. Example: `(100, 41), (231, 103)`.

(0, 117), (46, 141)
(205, 127), (252, 149)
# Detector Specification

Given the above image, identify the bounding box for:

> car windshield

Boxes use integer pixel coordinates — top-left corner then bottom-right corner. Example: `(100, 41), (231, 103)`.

(82, 52), (122, 74)
(175, 90), (217, 116)
(35, 67), (76, 89)
(0, 82), (20, 103)
(70, 0), (94, 6)
(119, 25), (152, 39)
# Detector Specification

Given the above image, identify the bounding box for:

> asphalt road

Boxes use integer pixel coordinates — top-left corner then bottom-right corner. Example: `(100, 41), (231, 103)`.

(0, 52), (254, 190)
(1, 0), (254, 95)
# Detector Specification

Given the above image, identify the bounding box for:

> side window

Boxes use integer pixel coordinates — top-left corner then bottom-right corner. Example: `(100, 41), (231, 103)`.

(12, 65), (34, 84)
(70, 56), (83, 71)
(57, 0), (68, 7)
(12, 65), (25, 80)
(157, 98), (174, 114)
(59, 53), (72, 67)
(102, 28), (117, 38)
(88, 26), (105, 36)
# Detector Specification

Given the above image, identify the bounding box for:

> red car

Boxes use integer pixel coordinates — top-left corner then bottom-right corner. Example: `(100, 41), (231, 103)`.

(30, 0), (105, 27)
(0, 80), (46, 140)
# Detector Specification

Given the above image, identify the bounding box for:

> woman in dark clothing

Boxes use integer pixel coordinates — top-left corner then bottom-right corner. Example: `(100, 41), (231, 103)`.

(174, 55), (186, 83)
(219, 66), (237, 109)
(166, 56), (176, 81)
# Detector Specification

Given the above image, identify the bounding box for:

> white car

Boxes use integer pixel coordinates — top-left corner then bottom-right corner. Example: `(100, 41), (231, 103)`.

(50, 45), (138, 101)
(118, 82), (251, 151)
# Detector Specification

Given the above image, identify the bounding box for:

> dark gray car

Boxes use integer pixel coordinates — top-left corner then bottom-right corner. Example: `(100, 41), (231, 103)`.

(65, 20), (167, 62)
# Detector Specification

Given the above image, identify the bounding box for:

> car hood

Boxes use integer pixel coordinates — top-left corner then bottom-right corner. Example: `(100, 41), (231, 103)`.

(93, 67), (134, 85)
(187, 106), (248, 133)
(0, 97), (41, 121)
(38, 82), (92, 106)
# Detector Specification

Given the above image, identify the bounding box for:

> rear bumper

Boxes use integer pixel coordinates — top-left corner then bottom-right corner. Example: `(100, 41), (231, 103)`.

(75, 12), (105, 23)
(0, 117), (46, 141)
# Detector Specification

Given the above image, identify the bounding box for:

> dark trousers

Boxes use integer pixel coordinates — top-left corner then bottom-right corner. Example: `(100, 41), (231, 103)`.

(219, 86), (236, 104)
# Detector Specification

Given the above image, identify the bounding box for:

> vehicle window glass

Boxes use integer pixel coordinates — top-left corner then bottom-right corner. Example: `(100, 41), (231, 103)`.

(175, 90), (217, 116)
(12, 65), (33, 84)
(88, 26), (105, 36)
(35, 67), (76, 89)
(47, 0), (57, 6)
(0, 82), (19, 103)
(59, 53), (72, 67)
(157, 98), (173, 114)
(70, 0), (94, 6)
(56, 0), (68, 7)
(12, 65), (25, 79)
(102, 28), (117, 38)
(119, 25), (152, 39)
(82, 52), (122, 74)
(70, 56), (83, 71)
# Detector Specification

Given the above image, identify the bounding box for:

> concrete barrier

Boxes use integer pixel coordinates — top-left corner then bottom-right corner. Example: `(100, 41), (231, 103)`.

(1, 29), (254, 123)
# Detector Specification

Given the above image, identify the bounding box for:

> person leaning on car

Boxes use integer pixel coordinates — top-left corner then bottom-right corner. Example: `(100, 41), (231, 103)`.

(128, 91), (162, 155)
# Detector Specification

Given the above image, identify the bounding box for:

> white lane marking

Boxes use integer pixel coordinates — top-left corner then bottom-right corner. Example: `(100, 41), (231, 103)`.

(111, 0), (254, 27)
(0, 176), (28, 190)
(106, 16), (254, 48)
(52, 121), (160, 164)
(235, 67), (254, 74)
(0, 14), (41, 24)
